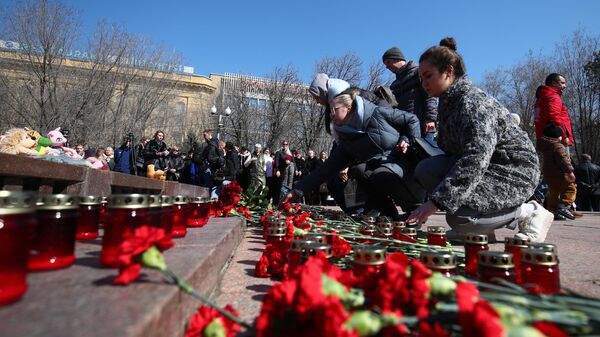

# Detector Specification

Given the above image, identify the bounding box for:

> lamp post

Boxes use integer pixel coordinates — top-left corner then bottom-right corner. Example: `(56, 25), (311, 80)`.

(210, 105), (231, 140)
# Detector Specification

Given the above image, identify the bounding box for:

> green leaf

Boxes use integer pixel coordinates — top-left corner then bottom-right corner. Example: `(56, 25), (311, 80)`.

(429, 272), (457, 297)
(344, 311), (382, 336)
(321, 274), (365, 308)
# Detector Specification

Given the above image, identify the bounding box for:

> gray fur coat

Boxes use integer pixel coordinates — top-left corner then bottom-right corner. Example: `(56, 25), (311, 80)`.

(432, 77), (539, 214)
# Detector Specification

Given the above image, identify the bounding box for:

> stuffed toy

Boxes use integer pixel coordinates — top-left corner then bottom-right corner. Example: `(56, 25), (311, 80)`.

(47, 127), (82, 159)
(0, 128), (43, 156)
(147, 164), (166, 181)
(24, 127), (59, 155)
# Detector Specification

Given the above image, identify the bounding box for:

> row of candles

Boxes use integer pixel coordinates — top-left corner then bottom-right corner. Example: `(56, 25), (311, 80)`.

(264, 215), (560, 294)
(0, 191), (215, 306)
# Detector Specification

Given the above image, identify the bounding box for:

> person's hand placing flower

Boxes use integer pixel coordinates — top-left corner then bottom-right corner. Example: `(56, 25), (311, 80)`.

(407, 200), (438, 225)
(395, 140), (409, 154)
(278, 189), (303, 208)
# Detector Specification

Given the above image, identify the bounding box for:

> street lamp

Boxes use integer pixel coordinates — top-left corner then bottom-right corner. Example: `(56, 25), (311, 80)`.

(210, 105), (231, 139)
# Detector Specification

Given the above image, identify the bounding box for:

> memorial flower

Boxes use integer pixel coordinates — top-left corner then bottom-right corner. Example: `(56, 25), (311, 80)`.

(113, 225), (173, 285)
(184, 304), (240, 337)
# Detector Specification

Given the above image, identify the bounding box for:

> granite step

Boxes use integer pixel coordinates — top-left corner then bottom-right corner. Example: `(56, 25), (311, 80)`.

(0, 216), (245, 337)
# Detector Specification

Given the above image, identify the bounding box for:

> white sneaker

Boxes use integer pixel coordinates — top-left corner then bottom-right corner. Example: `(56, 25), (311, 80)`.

(515, 201), (554, 243)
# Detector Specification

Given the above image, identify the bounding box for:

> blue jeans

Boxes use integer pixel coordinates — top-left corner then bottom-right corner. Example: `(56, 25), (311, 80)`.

(199, 168), (213, 189)
(212, 180), (231, 199)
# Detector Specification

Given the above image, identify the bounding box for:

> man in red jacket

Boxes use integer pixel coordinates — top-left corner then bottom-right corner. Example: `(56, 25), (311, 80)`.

(534, 73), (582, 218)
(534, 73), (573, 146)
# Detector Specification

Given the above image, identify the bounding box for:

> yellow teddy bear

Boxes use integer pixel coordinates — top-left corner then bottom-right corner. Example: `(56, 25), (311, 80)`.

(0, 128), (42, 156)
(146, 164), (166, 181)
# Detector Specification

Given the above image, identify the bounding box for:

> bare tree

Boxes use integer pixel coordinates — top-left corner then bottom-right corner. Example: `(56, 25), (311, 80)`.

(554, 29), (600, 160)
(263, 65), (304, 148)
(364, 60), (391, 91)
(220, 76), (258, 147)
(314, 52), (362, 86)
(0, 0), (78, 130)
(478, 29), (600, 160)
(480, 51), (551, 141)
(0, 0), (182, 148)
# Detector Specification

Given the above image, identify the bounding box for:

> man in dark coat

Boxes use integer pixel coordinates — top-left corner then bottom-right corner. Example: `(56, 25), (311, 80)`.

(114, 136), (135, 175)
(382, 47), (438, 140)
(192, 129), (223, 189)
(165, 146), (185, 181)
(574, 154), (600, 211)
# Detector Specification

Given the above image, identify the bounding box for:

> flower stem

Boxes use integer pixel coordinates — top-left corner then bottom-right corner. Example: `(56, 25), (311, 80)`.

(162, 269), (255, 331)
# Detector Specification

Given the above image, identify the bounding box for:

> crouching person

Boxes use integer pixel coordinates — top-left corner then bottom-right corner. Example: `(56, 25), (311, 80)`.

(408, 38), (553, 243)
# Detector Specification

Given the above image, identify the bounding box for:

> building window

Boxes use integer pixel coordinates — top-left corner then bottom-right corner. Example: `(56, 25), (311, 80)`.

(176, 101), (186, 115)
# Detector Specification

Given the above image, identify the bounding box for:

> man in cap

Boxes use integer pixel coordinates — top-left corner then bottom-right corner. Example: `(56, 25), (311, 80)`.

(382, 46), (437, 141)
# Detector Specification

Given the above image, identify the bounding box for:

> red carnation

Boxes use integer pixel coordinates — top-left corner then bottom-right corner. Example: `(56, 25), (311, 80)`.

(456, 281), (480, 337)
(418, 321), (450, 337)
(236, 206), (252, 219)
(113, 225), (173, 285)
(184, 304), (240, 337)
(409, 259), (432, 318)
(256, 280), (298, 337)
(217, 181), (242, 216)
(471, 301), (505, 337)
(532, 322), (570, 337)
(255, 254), (271, 277)
(330, 234), (352, 258)
(372, 253), (410, 312)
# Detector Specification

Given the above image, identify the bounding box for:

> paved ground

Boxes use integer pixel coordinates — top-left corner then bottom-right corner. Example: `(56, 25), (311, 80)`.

(213, 210), (600, 324)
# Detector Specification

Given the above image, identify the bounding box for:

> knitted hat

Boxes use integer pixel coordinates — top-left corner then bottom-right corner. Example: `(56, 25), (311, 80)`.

(382, 47), (405, 61)
(543, 123), (562, 138)
(284, 155), (292, 162)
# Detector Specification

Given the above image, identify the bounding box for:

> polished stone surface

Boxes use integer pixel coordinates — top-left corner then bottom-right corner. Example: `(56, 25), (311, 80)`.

(0, 216), (245, 337)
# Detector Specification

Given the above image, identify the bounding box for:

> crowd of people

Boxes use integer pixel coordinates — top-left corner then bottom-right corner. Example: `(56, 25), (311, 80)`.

(76, 129), (335, 205)
(74, 37), (599, 244)
(279, 37), (598, 244)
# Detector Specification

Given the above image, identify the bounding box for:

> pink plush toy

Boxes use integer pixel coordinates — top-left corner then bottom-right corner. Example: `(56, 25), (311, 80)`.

(47, 127), (82, 159)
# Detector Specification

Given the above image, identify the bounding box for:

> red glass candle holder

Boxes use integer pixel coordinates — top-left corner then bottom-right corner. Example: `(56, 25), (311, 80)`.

(209, 200), (218, 216)
(0, 191), (37, 305)
(358, 224), (376, 243)
(392, 221), (406, 240)
(171, 195), (189, 238)
(464, 233), (489, 276)
(266, 225), (288, 250)
(76, 196), (101, 240)
(520, 248), (560, 294)
(187, 197), (211, 227)
(98, 196), (108, 228)
(504, 236), (530, 284)
(527, 242), (558, 254)
(300, 242), (332, 261)
(160, 195), (174, 237)
(303, 233), (327, 245)
(289, 239), (314, 261)
(397, 227), (417, 243)
(29, 194), (79, 271)
(100, 194), (150, 268)
(427, 226), (447, 246)
(477, 251), (516, 284)
(352, 245), (386, 275)
(147, 195), (162, 228)
(420, 251), (457, 277)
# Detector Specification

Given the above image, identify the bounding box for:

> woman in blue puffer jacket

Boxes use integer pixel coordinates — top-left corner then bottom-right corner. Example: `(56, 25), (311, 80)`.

(281, 89), (423, 219)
